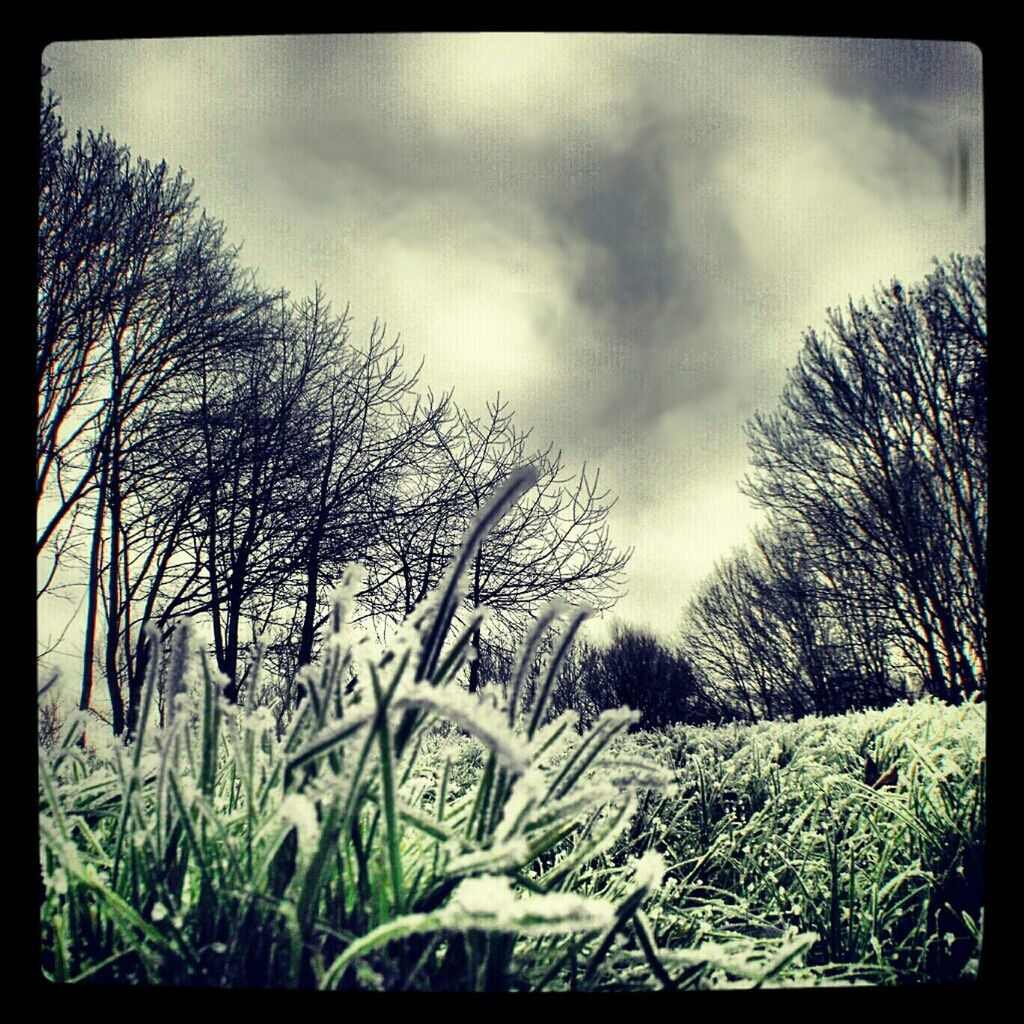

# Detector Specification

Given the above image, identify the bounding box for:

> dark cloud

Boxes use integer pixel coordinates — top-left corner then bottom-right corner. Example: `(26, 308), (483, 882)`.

(815, 38), (981, 108)
(271, 116), (461, 204)
(560, 132), (685, 316)
(803, 39), (982, 209)
(259, 92), (744, 438)
(538, 112), (746, 431)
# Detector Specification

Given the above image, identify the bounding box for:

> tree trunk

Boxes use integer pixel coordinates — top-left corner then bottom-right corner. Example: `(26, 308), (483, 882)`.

(297, 530), (324, 669)
(468, 626), (482, 694)
(222, 583), (244, 702)
(80, 439), (111, 741)
(104, 386), (125, 737)
(125, 623), (150, 742)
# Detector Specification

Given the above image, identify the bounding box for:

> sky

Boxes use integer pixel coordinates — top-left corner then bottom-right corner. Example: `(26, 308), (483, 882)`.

(40, 34), (984, 649)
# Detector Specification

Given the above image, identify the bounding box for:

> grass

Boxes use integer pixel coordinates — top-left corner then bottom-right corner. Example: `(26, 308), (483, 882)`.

(409, 696), (985, 988)
(38, 472), (985, 989)
(588, 698), (985, 985)
(39, 471), (685, 990)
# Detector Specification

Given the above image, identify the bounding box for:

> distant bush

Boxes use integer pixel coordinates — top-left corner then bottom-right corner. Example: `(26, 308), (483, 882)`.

(523, 625), (715, 734)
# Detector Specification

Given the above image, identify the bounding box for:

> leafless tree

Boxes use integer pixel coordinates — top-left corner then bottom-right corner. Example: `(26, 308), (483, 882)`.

(38, 82), (271, 734)
(683, 519), (911, 723)
(366, 397), (633, 692)
(592, 625), (707, 729)
(743, 254), (986, 703)
(233, 295), (454, 699)
(37, 80), (634, 739)
(682, 546), (783, 721)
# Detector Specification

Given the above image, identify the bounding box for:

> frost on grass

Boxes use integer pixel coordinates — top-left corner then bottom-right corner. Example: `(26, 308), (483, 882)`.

(525, 784), (624, 834)
(493, 766), (550, 841)
(446, 837), (531, 876)
(278, 793), (321, 855)
(395, 686), (531, 775)
(438, 875), (617, 935)
(526, 710), (580, 765)
(537, 795), (638, 883)
(600, 758), (678, 794)
(165, 617), (197, 726)
(632, 850), (667, 892)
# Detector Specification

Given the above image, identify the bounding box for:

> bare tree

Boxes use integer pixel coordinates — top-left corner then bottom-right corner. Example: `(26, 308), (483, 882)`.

(281, 299), (452, 674)
(743, 254), (986, 703)
(681, 546), (785, 721)
(37, 83), (271, 734)
(39, 84), (453, 732)
(591, 625), (706, 730)
(682, 520), (909, 723)
(366, 397), (633, 692)
(237, 295), (455, 699)
(170, 294), (340, 698)
(38, 81), (633, 737)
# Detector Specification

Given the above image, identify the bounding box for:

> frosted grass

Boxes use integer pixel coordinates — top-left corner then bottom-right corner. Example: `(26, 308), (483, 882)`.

(38, 471), (687, 991)
(38, 471), (983, 989)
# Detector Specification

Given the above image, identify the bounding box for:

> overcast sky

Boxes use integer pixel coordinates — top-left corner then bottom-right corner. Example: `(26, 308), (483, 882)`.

(41, 34), (984, 645)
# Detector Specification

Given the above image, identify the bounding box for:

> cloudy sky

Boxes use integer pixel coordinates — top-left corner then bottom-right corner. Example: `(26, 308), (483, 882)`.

(41, 34), (984, 643)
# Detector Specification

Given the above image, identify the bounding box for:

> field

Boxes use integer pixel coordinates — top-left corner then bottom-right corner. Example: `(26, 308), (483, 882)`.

(38, 581), (985, 990)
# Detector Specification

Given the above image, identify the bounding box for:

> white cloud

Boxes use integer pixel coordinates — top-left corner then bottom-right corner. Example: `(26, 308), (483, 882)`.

(377, 239), (560, 413)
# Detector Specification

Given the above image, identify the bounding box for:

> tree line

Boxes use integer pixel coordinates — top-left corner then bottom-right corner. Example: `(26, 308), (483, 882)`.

(681, 252), (986, 720)
(37, 73), (986, 737)
(37, 81), (631, 740)
(544, 251), (986, 731)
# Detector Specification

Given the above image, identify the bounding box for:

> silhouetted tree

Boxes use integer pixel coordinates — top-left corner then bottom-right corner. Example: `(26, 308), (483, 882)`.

(571, 625), (707, 730)
(37, 79), (633, 739)
(237, 296), (453, 703)
(38, 81), (271, 734)
(743, 254), (985, 703)
(682, 525), (904, 722)
(366, 398), (632, 693)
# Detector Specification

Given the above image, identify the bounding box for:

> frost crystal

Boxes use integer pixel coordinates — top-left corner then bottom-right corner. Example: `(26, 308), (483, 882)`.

(633, 850), (666, 892)
(279, 793), (320, 854)
(439, 875), (616, 935)
(493, 767), (547, 841)
(447, 837), (530, 875)
(395, 688), (531, 775)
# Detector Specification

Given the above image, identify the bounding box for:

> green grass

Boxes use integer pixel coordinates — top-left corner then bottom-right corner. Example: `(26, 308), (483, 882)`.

(38, 472), (985, 989)
(38, 472), (689, 990)
(603, 698), (985, 985)
(397, 696), (984, 989)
